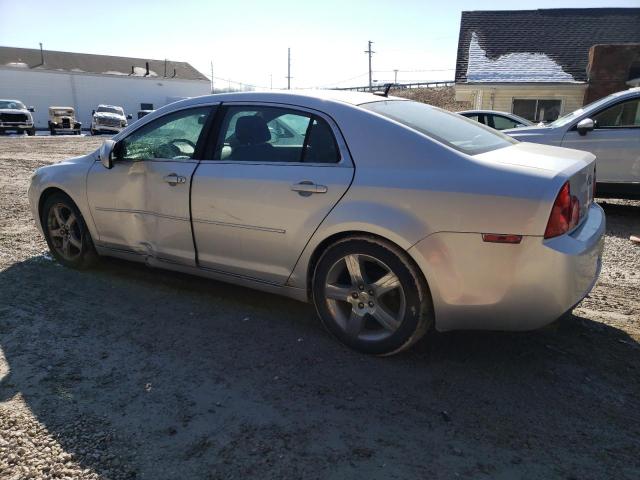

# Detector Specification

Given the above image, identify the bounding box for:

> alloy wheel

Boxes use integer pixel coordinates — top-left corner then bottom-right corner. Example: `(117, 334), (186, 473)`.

(47, 203), (83, 261)
(324, 253), (406, 342)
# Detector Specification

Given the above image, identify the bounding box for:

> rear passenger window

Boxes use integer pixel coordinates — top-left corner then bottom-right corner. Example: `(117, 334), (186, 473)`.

(491, 115), (519, 130)
(214, 106), (340, 163)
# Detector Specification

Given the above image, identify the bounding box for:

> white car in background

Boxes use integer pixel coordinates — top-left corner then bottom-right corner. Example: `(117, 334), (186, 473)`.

(458, 110), (533, 130)
(0, 99), (36, 136)
(90, 105), (132, 135)
(504, 88), (640, 199)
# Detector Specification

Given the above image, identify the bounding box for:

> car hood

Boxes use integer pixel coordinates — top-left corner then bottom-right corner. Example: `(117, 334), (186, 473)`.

(94, 112), (124, 119)
(475, 142), (594, 175)
(0, 108), (31, 115)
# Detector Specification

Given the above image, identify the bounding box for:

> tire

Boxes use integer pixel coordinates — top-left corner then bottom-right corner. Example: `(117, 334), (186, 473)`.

(312, 236), (433, 356)
(41, 193), (98, 269)
(27, 128), (35, 136)
(50, 128), (56, 136)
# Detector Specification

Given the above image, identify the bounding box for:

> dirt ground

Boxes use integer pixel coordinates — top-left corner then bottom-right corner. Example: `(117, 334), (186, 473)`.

(0, 136), (639, 480)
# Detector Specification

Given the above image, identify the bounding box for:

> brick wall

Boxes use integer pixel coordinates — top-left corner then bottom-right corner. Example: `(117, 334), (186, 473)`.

(584, 44), (640, 103)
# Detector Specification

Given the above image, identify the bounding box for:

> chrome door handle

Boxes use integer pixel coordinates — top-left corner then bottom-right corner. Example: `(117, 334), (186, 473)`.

(291, 181), (328, 195)
(163, 173), (186, 186)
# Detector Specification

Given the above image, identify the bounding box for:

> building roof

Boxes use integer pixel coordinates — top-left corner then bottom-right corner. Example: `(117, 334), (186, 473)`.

(455, 8), (640, 84)
(0, 46), (209, 81)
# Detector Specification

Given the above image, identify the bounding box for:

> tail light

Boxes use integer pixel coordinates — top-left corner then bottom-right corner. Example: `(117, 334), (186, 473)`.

(544, 181), (580, 239)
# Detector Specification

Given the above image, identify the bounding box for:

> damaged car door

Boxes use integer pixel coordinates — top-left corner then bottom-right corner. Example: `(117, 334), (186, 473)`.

(86, 106), (215, 265)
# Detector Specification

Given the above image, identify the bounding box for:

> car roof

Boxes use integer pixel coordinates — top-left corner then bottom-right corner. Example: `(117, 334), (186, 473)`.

(0, 98), (23, 102)
(97, 104), (123, 108)
(459, 110), (515, 115)
(171, 90), (404, 111)
(50, 106), (74, 109)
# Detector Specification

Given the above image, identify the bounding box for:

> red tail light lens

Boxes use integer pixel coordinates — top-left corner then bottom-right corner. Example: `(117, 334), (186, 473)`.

(545, 181), (579, 239)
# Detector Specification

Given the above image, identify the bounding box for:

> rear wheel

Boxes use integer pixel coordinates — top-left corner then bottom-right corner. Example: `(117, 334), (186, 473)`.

(27, 128), (35, 136)
(42, 193), (97, 269)
(312, 236), (433, 355)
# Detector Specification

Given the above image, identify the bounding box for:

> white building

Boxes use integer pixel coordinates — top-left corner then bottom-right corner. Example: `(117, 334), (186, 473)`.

(0, 46), (210, 129)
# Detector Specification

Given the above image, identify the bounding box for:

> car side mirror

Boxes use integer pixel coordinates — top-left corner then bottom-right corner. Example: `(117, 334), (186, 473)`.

(126, 114), (132, 120)
(28, 106), (35, 112)
(576, 118), (595, 136)
(99, 139), (117, 169)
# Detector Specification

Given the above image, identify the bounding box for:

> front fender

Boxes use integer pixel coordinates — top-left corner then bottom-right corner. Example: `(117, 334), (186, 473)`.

(29, 157), (99, 242)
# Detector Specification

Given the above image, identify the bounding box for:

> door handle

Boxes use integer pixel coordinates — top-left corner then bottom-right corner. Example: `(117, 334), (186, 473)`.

(163, 173), (186, 186)
(291, 181), (328, 195)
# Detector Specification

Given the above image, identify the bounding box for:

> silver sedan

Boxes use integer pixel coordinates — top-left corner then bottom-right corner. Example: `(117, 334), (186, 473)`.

(28, 91), (605, 355)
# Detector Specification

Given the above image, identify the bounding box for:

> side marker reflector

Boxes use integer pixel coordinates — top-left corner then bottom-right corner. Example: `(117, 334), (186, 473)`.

(482, 233), (523, 244)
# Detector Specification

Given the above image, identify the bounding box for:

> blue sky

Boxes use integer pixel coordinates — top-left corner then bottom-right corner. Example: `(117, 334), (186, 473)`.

(1, 0), (638, 89)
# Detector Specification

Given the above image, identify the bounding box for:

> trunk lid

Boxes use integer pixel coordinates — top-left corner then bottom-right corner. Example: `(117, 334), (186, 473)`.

(476, 142), (596, 230)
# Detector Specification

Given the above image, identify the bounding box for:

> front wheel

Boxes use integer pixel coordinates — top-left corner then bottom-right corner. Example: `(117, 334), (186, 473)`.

(312, 236), (433, 355)
(42, 193), (97, 269)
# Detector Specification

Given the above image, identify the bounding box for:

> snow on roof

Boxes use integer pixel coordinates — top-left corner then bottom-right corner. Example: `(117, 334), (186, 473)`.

(466, 33), (577, 83)
(455, 8), (640, 84)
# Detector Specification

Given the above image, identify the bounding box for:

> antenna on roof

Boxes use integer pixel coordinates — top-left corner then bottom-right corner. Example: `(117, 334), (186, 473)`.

(373, 83), (394, 97)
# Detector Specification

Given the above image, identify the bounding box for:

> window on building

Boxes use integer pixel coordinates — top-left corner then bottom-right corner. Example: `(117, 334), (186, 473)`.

(512, 99), (562, 123)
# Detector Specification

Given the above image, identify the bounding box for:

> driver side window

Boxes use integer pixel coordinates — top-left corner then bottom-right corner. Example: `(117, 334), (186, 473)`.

(120, 107), (211, 161)
(593, 99), (640, 128)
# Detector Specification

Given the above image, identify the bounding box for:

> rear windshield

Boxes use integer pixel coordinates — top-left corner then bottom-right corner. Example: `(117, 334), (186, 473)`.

(361, 100), (516, 155)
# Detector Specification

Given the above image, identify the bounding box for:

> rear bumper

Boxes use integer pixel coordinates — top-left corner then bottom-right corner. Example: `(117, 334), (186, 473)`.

(408, 203), (605, 331)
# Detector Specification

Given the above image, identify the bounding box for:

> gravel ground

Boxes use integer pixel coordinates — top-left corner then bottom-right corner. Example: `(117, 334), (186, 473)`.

(0, 136), (639, 479)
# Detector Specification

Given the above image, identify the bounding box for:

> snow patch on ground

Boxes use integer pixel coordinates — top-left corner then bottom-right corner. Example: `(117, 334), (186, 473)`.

(466, 32), (577, 82)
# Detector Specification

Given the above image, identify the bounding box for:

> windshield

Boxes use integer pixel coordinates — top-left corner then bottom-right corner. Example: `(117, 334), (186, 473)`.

(549, 94), (618, 127)
(0, 100), (26, 110)
(97, 106), (123, 115)
(362, 100), (516, 155)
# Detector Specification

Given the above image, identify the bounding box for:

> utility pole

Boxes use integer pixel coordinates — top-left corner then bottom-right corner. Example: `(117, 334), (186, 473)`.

(286, 48), (292, 90)
(393, 69), (398, 84)
(210, 61), (214, 93)
(365, 40), (375, 91)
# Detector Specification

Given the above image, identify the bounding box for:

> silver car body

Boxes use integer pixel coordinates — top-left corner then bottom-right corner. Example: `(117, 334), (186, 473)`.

(504, 88), (640, 197)
(28, 91), (605, 332)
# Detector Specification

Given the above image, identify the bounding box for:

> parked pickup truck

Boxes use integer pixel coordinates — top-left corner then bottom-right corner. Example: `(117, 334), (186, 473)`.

(0, 99), (35, 135)
(91, 105), (132, 135)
